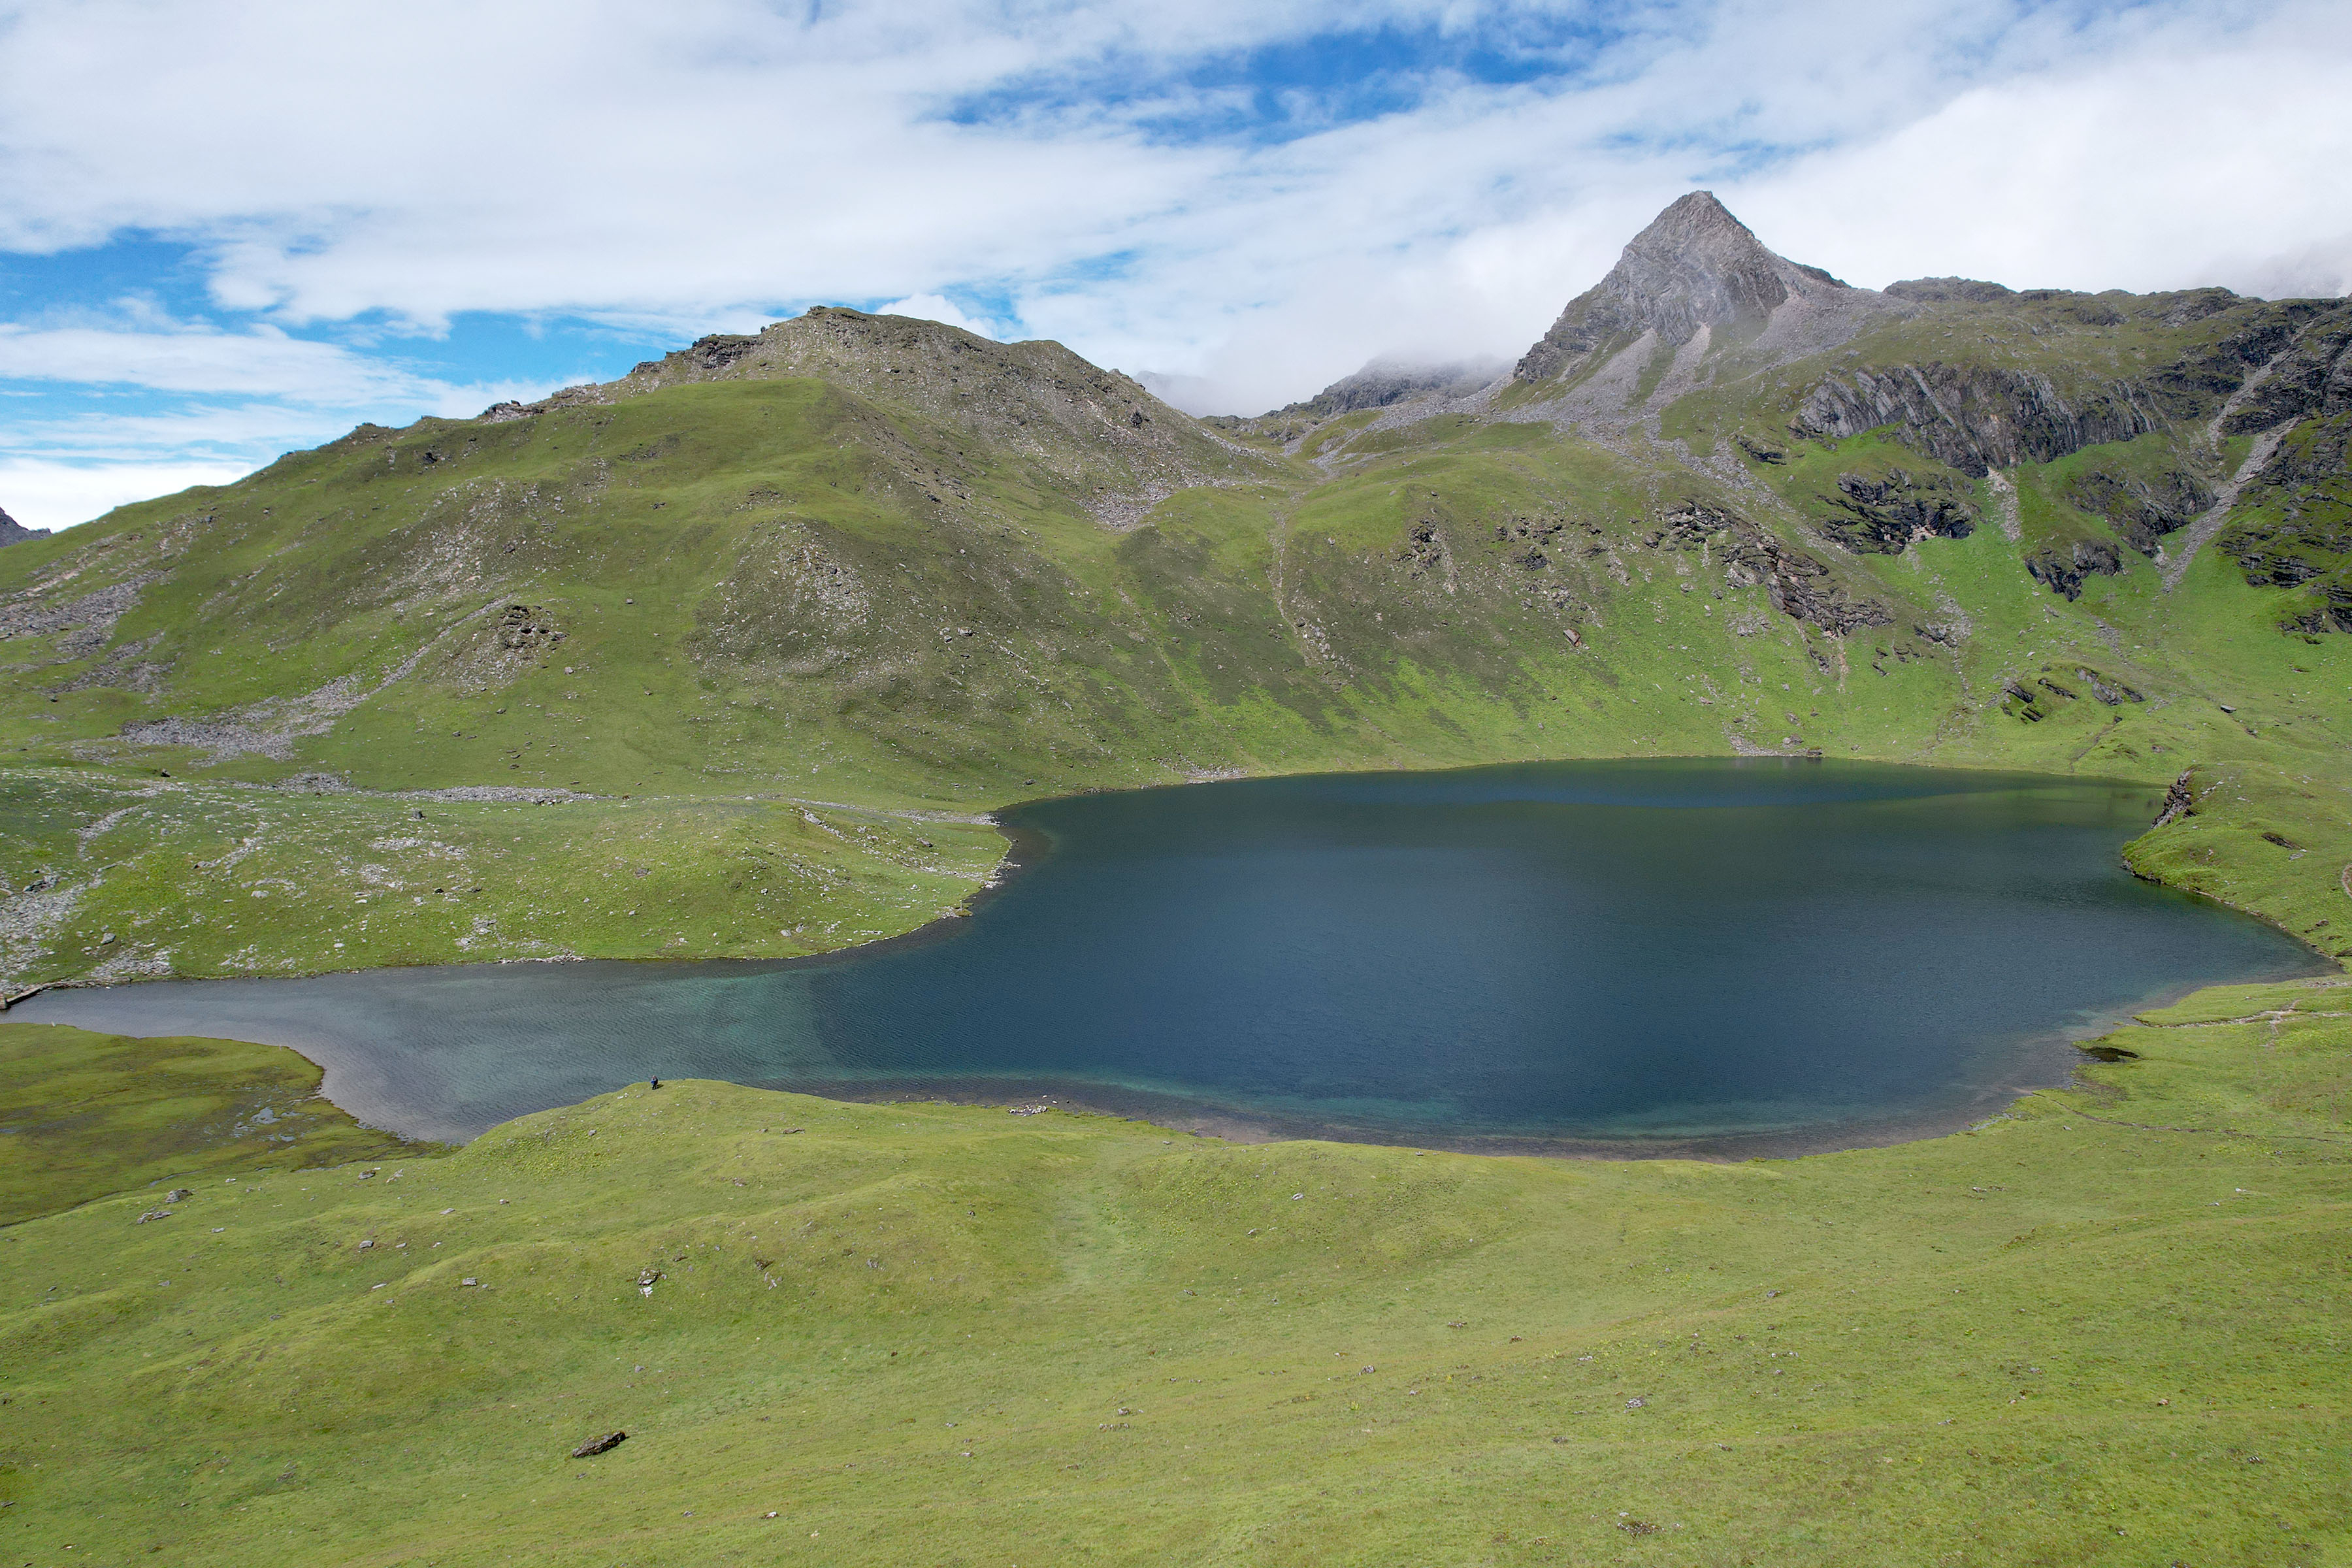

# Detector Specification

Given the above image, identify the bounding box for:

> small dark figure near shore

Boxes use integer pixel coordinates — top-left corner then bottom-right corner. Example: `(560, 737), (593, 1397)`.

(650, 1077), (662, 1090)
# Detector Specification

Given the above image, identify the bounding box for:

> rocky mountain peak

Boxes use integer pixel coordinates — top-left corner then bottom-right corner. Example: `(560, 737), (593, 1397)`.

(1619, 191), (1789, 317)
(0, 504), (50, 547)
(1515, 191), (1874, 384)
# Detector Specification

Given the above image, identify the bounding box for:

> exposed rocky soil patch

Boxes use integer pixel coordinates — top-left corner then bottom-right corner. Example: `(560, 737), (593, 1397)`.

(1655, 504), (1892, 637)
(0, 573), (161, 665)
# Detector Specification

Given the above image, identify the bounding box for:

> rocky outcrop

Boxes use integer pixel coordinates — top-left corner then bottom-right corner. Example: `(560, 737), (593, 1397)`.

(1790, 362), (2159, 477)
(623, 307), (1200, 457)
(494, 604), (564, 651)
(2074, 667), (2144, 706)
(678, 333), (760, 372)
(0, 506), (50, 547)
(1396, 518), (1450, 580)
(1514, 193), (1882, 385)
(2024, 537), (2125, 600)
(1884, 278), (2016, 304)
(2217, 303), (2352, 434)
(1814, 468), (1976, 553)
(2063, 464), (2214, 556)
(1654, 504), (1891, 636)
(2152, 769), (2197, 827)
(2127, 301), (2326, 426)
(1809, 287), (2309, 438)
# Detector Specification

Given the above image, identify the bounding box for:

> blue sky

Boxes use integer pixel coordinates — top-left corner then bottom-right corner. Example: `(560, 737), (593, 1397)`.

(1, 0), (2347, 529)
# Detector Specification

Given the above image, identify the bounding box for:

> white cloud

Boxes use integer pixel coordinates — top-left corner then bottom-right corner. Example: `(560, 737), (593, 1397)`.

(0, 320), (431, 402)
(0, 457), (253, 532)
(872, 295), (1016, 341)
(0, 0), (2345, 427)
(1729, 8), (2352, 298)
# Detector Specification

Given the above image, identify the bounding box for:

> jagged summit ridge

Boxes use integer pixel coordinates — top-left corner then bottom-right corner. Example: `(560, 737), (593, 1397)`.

(483, 306), (1196, 457)
(1514, 191), (1883, 384)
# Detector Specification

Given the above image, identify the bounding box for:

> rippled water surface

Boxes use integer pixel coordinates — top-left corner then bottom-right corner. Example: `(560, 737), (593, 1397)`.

(20, 760), (2323, 1151)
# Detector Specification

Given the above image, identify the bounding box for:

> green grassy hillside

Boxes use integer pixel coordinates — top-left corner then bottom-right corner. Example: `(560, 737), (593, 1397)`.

(2, 977), (2345, 1564)
(0, 1022), (421, 1226)
(0, 289), (2345, 988)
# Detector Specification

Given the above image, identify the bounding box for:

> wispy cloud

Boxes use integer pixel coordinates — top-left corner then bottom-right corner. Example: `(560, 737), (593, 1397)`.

(0, 319), (433, 402)
(0, 312), (564, 527)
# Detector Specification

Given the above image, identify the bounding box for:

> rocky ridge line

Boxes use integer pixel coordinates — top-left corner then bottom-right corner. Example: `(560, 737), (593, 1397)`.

(481, 308), (1269, 529)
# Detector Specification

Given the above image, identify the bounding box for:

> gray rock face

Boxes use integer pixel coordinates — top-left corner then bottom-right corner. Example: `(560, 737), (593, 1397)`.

(2153, 769), (2197, 826)
(2024, 537), (2126, 600)
(1514, 192), (1864, 384)
(1789, 362), (2157, 477)
(0, 505), (51, 547)
(2142, 304), (2313, 419)
(2219, 303), (2352, 434)
(623, 307), (1205, 466)
(1816, 469), (1976, 554)
(2221, 412), (2352, 630)
(2063, 464), (2213, 557)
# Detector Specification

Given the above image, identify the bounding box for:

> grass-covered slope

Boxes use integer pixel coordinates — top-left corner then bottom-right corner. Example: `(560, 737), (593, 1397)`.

(0, 767), (1004, 981)
(2, 979), (2345, 1565)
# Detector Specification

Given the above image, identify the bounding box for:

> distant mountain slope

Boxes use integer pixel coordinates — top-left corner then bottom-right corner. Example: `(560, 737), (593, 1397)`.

(1247, 357), (1507, 423)
(0, 197), (2343, 989)
(495, 306), (1266, 527)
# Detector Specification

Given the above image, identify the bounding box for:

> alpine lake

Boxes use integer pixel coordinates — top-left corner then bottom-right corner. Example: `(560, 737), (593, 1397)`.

(19, 759), (2325, 1154)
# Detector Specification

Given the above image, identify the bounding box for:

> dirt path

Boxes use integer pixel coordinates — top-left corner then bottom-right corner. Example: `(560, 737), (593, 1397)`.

(2161, 423), (2291, 592)
(1984, 468), (2022, 542)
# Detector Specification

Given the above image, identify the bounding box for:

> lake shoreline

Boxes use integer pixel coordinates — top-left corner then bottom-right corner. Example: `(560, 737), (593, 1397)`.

(12, 758), (2331, 1158)
(9, 949), (2325, 1162)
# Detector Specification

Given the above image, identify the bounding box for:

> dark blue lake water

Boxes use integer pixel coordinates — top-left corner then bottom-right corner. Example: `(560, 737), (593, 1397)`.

(18, 759), (2322, 1152)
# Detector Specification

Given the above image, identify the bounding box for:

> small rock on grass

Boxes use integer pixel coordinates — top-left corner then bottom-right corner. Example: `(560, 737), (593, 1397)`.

(572, 1431), (627, 1458)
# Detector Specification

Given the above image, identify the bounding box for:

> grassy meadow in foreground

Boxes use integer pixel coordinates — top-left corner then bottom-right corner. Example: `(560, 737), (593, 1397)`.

(0, 1024), (422, 1226)
(1, 976), (2346, 1566)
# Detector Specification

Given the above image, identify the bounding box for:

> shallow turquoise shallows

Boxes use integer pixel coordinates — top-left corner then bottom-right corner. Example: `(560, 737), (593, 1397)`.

(18, 760), (2323, 1152)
